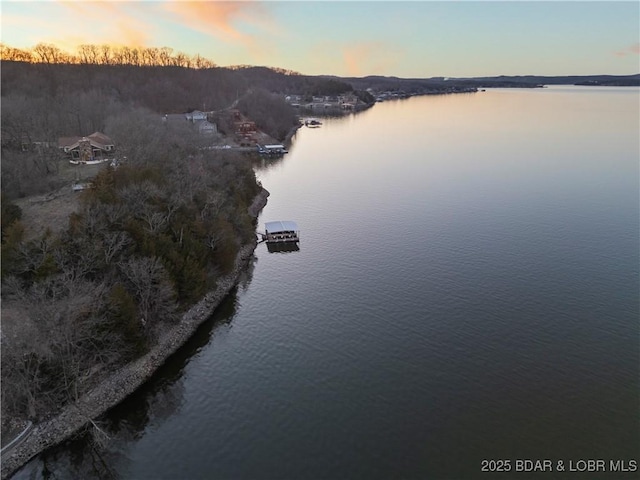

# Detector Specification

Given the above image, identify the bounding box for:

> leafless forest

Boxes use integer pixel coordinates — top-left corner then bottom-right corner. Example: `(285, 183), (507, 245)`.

(0, 53), (288, 425)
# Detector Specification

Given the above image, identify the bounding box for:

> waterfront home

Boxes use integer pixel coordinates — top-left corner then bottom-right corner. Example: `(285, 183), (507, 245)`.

(58, 132), (114, 163)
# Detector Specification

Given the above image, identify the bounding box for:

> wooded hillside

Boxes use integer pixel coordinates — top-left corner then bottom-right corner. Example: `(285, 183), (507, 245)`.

(0, 57), (277, 423)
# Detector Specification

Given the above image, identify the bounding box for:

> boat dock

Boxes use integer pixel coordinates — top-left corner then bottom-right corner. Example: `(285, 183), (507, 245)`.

(261, 221), (300, 243)
(256, 144), (288, 156)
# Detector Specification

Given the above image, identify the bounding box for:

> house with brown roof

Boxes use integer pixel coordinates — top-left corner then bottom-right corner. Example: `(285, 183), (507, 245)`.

(58, 132), (115, 163)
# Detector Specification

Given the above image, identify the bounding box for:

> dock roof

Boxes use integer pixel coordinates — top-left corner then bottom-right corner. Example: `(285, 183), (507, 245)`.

(265, 221), (298, 233)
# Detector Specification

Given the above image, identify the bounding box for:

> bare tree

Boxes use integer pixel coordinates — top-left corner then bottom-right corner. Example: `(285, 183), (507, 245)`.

(32, 43), (64, 64)
(78, 44), (92, 64)
(99, 231), (132, 265)
(105, 108), (167, 165)
(52, 243), (99, 282)
(118, 256), (177, 333)
(139, 204), (171, 234)
(99, 44), (112, 65)
(94, 202), (129, 230)
(110, 47), (124, 65)
(200, 191), (225, 221)
(14, 231), (57, 278)
(1, 324), (51, 418)
(0, 43), (33, 62)
(1, 276), (115, 418)
(158, 47), (173, 66)
(129, 47), (140, 66)
(142, 47), (158, 66)
(205, 229), (226, 251)
(118, 180), (162, 217)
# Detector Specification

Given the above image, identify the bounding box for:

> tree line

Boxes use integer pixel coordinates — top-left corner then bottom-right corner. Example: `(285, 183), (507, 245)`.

(1, 43), (219, 69)
(0, 43), (307, 76)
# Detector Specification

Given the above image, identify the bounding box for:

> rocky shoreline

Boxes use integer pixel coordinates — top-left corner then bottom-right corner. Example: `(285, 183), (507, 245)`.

(0, 188), (270, 480)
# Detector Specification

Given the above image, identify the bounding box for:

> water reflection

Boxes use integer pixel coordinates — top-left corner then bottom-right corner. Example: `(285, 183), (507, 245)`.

(254, 109), (368, 174)
(298, 107), (365, 120)
(253, 154), (286, 172)
(265, 242), (300, 254)
(31, 429), (118, 480)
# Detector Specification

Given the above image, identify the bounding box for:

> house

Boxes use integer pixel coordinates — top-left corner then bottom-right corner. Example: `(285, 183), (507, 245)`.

(236, 121), (256, 133)
(195, 120), (217, 136)
(338, 93), (358, 104)
(58, 132), (115, 162)
(185, 110), (207, 122)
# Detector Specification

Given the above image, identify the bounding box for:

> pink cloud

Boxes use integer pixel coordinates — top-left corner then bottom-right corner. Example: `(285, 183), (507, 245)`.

(164, 2), (265, 44)
(342, 42), (403, 77)
(613, 43), (640, 57)
(54, 2), (152, 47)
(161, 1), (274, 55)
(307, 40), (403, 76)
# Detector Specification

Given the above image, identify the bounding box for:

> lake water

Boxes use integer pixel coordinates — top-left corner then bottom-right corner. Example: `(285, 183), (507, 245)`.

(15, 86), (639, 479)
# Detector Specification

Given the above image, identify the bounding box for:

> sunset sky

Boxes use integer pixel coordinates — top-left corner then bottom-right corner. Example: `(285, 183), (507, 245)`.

(1, 1), (638, 78)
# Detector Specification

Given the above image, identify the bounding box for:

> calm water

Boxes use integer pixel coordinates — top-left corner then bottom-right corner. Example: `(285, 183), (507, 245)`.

(16, 86), (639, 479)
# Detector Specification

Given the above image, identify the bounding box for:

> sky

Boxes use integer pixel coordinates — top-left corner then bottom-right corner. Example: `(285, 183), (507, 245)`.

(1, 1), (639, 78)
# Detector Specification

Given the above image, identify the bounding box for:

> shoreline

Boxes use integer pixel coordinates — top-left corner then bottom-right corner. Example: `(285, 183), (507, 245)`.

(283, 122), (302, 147)
(0, 188), (270, 480)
